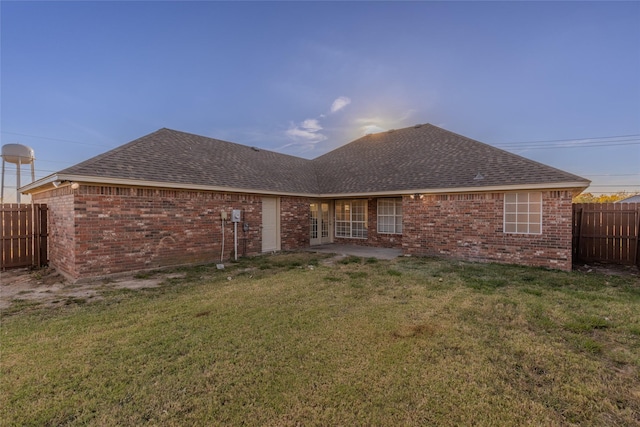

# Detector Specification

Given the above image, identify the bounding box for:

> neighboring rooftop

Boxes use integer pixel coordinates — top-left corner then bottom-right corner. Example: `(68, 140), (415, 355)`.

(617, 194), (640, 203)
(26, 124), (590, 196)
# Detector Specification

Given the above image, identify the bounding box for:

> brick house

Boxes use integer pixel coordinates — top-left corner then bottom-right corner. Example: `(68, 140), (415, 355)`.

(21, 124), (589, 280)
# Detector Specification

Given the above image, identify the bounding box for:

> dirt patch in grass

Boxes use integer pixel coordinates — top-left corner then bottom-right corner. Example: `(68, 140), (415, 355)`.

(574, 262), (640, 278)
(1, 252), (331, 313)
(0, 267), (183, 312)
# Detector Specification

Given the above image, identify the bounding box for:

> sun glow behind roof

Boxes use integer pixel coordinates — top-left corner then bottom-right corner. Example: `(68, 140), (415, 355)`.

(361, 124), (387, 135)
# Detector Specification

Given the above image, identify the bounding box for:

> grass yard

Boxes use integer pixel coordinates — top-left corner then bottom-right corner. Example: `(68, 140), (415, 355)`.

(2, 253), (639, 426)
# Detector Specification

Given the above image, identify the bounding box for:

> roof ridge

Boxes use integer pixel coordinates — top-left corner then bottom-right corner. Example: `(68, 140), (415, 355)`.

(161, 128), (314, 163)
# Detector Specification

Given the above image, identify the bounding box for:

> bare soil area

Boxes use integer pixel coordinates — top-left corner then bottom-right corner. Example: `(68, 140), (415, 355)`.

(1, 260), (637, 311)
(573, 262), (640, 278)
(0, 267), (185, 311)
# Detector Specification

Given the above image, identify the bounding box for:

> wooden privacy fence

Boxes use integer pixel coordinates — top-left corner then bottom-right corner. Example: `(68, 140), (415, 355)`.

(573, 203), (640, 267)
(1, 203), (48, 269)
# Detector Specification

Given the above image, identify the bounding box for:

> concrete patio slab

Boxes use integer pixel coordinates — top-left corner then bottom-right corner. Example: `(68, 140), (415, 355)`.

(305, 244), (402, 260)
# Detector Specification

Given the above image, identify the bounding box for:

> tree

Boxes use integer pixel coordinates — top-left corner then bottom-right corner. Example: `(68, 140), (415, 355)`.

(573, 191), (639, 203)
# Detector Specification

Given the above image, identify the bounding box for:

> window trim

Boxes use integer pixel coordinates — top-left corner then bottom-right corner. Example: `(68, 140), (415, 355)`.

(335, 199), (368, 239)
(504, 192), (542, 235)
(377, 198), (403, 235)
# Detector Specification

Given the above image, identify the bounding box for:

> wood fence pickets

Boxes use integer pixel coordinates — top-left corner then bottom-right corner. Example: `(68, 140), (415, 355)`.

(0, 203), (48, 269)
(573, 202), (640, 267)
(19, 207), (29, 265)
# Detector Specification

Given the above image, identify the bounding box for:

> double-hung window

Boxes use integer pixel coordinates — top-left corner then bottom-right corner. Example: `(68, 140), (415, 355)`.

(504, 192), (542, 234)
(335, 200), (368, 239)
(377, 198), (402, 234)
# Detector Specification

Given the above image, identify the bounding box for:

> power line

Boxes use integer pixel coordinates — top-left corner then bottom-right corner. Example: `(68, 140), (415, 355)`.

(588, 185), (640, 188)
(2, 168), (60, 176)
(586, 173), (640, 177)
(498, 138), (640, 146)
(498, 138), (640, 147)
(497, 133), (640, 145)
(1, 131), (113, 148)
(515, 143), (639, 150)
(33, 159), (77, 165)
(496, 140), (640, 150)
(493, 133), (640, 151)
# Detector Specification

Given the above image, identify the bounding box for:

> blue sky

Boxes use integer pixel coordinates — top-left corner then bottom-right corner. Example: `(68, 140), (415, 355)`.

(1, 1), (639, 202)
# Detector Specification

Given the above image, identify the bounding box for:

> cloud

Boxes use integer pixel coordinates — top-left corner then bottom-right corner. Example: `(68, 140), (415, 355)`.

(286, 119), (327, 143)
(284, 96), (350, 146)
(355, 116), (384, 124)
(330, 96), (351, 113)
(301, 119), (322, 132)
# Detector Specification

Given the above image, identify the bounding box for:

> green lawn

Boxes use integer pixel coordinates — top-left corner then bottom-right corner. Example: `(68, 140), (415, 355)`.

(2, 253), (639, 426)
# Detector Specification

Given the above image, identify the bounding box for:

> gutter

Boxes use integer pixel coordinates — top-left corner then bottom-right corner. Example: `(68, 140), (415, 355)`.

(20, 174), (590, 199)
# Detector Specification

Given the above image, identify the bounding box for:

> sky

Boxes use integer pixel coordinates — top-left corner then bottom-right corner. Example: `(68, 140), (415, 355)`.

(1, 1), (639, 202)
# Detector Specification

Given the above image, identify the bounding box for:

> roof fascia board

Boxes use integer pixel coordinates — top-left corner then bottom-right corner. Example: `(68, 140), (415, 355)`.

(317, 182), (590, 198)
(18, 174), (59, 194)
(20, 174), (316, 198)
(21, 175), (589, 199)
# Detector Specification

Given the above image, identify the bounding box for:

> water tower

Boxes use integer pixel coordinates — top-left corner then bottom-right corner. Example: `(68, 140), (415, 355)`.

(1, 144), (36, 204)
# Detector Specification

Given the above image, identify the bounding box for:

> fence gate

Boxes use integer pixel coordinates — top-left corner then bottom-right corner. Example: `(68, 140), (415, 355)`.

(573, 203), (640, 267)
(0, 203), (48, 269)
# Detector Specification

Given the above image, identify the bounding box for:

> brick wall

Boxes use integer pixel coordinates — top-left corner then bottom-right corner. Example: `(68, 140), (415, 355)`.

(402, 191), (574, 270)
(76, 187), (264, 278)
(280, 196), (310, 250)
(34, 184), (575, 278)
(33, 187), (76, 278)
(36, 185), (274, 280)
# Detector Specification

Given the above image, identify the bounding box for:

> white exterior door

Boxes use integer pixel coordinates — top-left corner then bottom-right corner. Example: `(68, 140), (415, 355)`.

(262, 197), (280, 252)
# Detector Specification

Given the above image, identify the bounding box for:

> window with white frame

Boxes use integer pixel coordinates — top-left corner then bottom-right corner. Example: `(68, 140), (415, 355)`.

(377, 198), (403, 234)
(504, 192), (542, 234)
(335, 200), (368, 238)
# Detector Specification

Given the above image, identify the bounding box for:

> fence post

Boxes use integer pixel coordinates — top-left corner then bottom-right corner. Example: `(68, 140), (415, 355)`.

(636, 209), (640, 268)
(38, 204), (48, 267)
(574, 206), (583, 263)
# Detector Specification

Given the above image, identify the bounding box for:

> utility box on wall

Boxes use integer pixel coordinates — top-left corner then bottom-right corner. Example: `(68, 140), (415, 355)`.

(231, 209), (241, 223)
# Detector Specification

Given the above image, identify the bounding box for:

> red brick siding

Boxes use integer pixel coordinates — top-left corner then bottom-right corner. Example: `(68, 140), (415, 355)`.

(402, 191), (574, 270)
(280, 196), (311, 250)
(37, 185), (271, 279)
(34, 184), (575, 279)
(33, 187), (76, 278)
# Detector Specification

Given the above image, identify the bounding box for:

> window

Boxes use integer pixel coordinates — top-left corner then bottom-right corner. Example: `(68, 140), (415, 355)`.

(377, 198), (403, 234)
(504, 192), (542, 234)
(335, 200), (368, 239)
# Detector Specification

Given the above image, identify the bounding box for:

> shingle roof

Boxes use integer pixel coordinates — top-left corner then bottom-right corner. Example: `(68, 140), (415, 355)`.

(49, 124), (589, 195)
(313, 124), (589, 193)
(59, 128), (320, 194)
